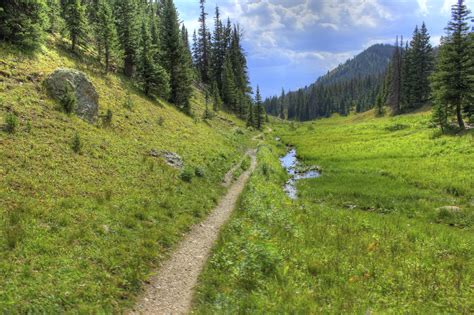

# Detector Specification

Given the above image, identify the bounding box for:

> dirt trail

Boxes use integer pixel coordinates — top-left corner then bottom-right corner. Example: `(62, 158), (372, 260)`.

(131, 149), (257, 315)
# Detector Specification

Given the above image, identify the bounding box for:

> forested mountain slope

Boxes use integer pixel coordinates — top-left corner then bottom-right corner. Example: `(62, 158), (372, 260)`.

(265, 44), (395, 120)
(0, 40), (254, 312)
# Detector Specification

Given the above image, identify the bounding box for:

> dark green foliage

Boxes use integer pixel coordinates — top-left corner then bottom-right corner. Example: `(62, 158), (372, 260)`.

(46, 0), (64, 33)
(60, 85), (77, 114)
(4, 208), (26, 250)
(96, 0), (118, 72)
(4, 112), (19, 134)
(179, 168), (194, 182)
(138, 19), (170, 98)
(255, 86), (265, 130)
(71, 132), (82, 153)
(431, 0), (474, 130)
(0, 0), (48, 48)
(194, 167), (205, 178)
(195, 0), (211, 83)
(159, 0), (193, 114)
(114, 0), (139, 77)
(375, 93), (384, 116)
(265, 44), (394, 121)
(64, 0), (88, 52)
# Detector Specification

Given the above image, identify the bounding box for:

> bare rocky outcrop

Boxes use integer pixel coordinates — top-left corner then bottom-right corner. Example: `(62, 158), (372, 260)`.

(150, 149), (184, 169)
(45, 68), (99, 123)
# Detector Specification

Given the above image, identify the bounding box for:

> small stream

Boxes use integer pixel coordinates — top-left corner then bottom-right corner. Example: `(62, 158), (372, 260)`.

(280, 148), (320, 199)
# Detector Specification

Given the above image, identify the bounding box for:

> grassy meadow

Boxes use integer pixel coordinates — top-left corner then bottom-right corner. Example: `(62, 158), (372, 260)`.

(193, 110), (474, 313)
(0, 40), (255, 312)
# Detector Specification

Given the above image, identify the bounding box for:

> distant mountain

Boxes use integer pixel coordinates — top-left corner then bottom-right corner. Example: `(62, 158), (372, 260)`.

(264, 44), (396, 121)
(317, 44), (395, 86)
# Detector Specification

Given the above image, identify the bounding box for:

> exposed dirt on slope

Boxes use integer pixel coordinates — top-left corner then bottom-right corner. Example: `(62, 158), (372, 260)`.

(131, 149), (257, 315)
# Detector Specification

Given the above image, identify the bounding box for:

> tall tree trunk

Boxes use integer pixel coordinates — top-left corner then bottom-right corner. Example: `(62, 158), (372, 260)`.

(456, 103), (465, 129)
(105, 47), (110, 73)
(124, 54), (134, 77)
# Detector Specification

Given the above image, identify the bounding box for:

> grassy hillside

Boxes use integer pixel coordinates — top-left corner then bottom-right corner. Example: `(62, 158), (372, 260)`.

(0, 40), (254, 312)
(194, 110), (473, 313)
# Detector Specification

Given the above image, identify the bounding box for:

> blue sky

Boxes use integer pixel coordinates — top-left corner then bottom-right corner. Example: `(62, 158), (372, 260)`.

(175, 0), (474, 98)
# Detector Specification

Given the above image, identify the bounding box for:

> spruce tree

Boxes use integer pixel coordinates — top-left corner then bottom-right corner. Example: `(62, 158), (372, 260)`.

(96, 0), (118, 72)
(388, 36), (403, 113)
(211, 6), (226, 92)
(46, 0), (64, 34)
(138, 19), (170, 98)
(64, 0), (88, 52)
(114, 0), (139, 77)
(255, 86), (264, 130)
(0, 0), (48, 48)
(222, 54), (237, 109)
(159, 0), (193, 113)
(431, 0), (473, 129)
(196, 0), (211, 83)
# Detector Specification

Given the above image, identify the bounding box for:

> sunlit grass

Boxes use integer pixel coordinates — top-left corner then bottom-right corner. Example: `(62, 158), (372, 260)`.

(194, 111), (474, 313)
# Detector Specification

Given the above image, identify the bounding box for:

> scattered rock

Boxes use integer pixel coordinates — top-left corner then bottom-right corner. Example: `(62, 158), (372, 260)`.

(150, 149), (184, 169)
(45, 68), (99, 123)
(437, 206), (462, 213)
(275, 137), (281, 141)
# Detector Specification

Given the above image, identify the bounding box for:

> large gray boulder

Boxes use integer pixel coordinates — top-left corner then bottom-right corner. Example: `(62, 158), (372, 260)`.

(45, 68), (99, 122)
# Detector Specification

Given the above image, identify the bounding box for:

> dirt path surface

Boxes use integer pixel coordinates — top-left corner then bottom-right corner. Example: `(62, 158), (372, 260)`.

(131, 149), (257, 315)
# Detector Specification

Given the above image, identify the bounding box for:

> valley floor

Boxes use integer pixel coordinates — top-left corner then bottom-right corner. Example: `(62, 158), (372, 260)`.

(193, 110), (473, 313)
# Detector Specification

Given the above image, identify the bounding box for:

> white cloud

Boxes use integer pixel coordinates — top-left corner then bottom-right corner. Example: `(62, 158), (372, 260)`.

(417, 0), (429, 15)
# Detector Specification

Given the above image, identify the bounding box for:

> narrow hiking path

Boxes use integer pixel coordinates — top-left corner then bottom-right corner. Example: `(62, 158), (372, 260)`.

(131, 149), (258, 315)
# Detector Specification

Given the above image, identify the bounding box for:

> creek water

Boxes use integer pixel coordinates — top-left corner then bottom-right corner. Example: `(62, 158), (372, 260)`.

(280, 148), (320, 199)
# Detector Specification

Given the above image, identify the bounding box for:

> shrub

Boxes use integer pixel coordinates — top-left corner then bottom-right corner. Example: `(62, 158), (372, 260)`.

(123, 93), (134, 111)
(102, 109), (113, 127)
(71, 132), (82, 153)
(195, 167), (205, 178)
(179, 168), (194, 182)
(60, 85), (77, 114)
(4, 112), (18, 134)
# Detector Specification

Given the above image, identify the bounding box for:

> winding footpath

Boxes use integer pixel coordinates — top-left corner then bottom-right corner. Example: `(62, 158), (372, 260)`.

(131, 149), (257, 315)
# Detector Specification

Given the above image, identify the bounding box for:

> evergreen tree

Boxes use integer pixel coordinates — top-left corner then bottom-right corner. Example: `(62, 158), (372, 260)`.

(96, 0), (118, 72)
(431, 0), (473, 129)
(196, 0), (211, 83)
(0, 0), (48, 48)
(64, 0), (88, 52)
(46, 0), (64, 34)
(222, 54), (237, 109)
(211, 81), (222, 111)
(246, 103), (254, 127)
(159, 0), (193, 113)
(114, 0), (139, 77)
(210, 6), (226, 92)
(388, 36), (403, 114)
(138, 19), (170, 98)
(375, 93), (384, 116)
(255, 86), (264, 130)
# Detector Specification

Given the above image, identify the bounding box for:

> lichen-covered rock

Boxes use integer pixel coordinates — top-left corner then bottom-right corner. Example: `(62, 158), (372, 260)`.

(150, 149), (184, 169)
(45, 68), (99, 122)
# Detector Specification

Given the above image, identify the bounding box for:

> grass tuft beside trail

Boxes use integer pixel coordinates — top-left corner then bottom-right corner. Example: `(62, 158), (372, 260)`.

(193, 111), (473, 313)
(0, 40), (254, 312)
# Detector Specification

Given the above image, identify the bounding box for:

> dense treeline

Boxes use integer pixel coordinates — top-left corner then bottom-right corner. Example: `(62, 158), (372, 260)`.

(264, 44), (394, 121)
(267, 0), (473, 131)
(0, 0), (263, 127)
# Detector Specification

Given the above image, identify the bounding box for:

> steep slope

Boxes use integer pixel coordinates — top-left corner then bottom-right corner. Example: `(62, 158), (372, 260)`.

(317, 44), (394, 86)
(0, 40), (254, 312)
(265, 44), (395, 120)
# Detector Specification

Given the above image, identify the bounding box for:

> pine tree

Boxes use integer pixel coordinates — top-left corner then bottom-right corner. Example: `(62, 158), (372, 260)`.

(255, 86), (264, 130)
(96, 0), (118, 72)
(46, 0), (64, 34)
(222, 54), (237, 109)
(210, 6), (226, 92)
(431, 0), (473, 129)
(196, 0), (211, 83)
(159, 0), (193, 114)
(114, 0), (139, 77)
(211, 81), (222, 111)
(388, 36), (403, 113)
(419, 22), (434, 104)
(375, 93), (384, 116)
(0, 0), (48, 48)
(64, 0), (88, 52)
(246, 103), (254, 128)
(138, 18), (170, 98)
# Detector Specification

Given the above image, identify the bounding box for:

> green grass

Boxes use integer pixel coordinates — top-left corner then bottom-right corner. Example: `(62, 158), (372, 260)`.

(193, 111), (474, 313)
(0, 40), (255, 312)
